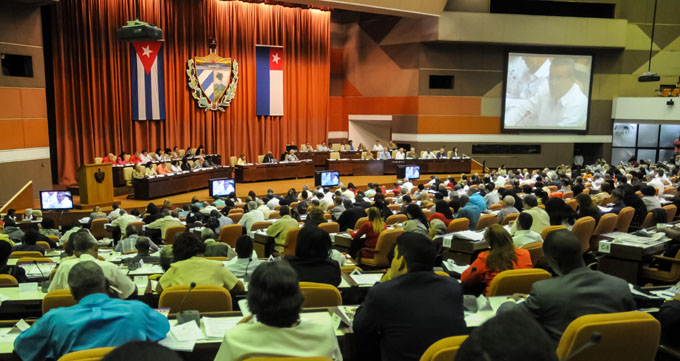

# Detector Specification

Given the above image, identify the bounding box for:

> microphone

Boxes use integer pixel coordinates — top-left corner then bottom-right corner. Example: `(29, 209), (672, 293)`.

(563, 332), (602, 361)
(34, 260), (51, 292)
(244, 258), (253, 282)
(177, 282), (200, 326)
(33, 260), (46, 279)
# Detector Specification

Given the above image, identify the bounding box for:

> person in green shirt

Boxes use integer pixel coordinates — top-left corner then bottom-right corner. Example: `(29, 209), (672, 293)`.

(266, 205), (300, 253)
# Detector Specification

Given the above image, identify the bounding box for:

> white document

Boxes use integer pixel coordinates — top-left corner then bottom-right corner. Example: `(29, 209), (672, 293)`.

(351, 273), (383, 285)
(6, 319), (30, 334)
(18, 282), (39, 293)
(476, 295), (493, 311)
(170, 320), (204, 342)
(443, 259), (469, 274)
(452, 230), (485, 242)
(238, 299), (252, 317)
(159, 332), (196, 352)
(203, 317), (242, 339)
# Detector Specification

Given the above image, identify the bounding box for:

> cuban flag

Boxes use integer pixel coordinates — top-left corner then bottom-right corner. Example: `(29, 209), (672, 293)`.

(256, 45), (283, 116)
(130, 41), (166, 120)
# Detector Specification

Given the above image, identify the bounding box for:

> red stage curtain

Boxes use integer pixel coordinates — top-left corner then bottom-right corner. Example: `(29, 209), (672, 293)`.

(49, 0), (330, 185)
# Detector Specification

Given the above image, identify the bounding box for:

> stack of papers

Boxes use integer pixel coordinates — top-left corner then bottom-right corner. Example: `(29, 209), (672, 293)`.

(0, 319), (30, 343)
(159, 321), (204, 352)
(203, 317), (241, 338)
(452, 230), (485, 242)
(350, 273), (383, 286)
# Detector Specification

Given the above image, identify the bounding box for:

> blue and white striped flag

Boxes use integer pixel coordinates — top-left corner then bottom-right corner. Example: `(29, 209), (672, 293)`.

(130, 41), (166, 120)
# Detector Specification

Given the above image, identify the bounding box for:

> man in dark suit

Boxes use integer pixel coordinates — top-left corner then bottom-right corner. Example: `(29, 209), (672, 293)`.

(499, 229), (635, 346)
(353, 232), (467, 361)
(262, 151), (277, 164)
(337, 200), (366, 232)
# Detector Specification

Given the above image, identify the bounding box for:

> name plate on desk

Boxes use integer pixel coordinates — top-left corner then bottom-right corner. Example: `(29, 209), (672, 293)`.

(598, 241), (611, 254)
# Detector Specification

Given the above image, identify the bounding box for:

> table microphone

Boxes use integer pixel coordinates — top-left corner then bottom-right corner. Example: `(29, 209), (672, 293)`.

(244, 258), (253, 282)
(562, 332), (602, 361)
(34, 260), (51, 293)
(177, 282), (200, 326)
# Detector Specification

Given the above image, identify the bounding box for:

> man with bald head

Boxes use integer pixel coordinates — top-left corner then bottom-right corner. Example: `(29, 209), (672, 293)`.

(14, 261), (169, 361)
(498, 230), (634, 346)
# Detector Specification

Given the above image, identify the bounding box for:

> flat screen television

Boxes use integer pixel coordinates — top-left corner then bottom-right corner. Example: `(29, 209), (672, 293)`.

(314, 171), (340, 187)
(501, 51), (593, 133)
(397, 165), (420, 180)
(40, 191), (74, 210)
(210, 178), (235, 198)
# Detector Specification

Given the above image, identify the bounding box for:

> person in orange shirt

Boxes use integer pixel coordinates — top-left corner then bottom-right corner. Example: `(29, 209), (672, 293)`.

(349, 207), (386, 260)
(461, 224), (533, 295)
(156, 163), (170, 175)
(116, 152), (128, 165)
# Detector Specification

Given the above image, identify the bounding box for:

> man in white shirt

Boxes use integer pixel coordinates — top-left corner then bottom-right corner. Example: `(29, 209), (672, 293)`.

(238, 201), (266, 237)
(107, 204), (121, 220)
(110, 209), (139, 237)
(512, 213), (544, 248)
(505, 58), (587, 130)
(506, 55), (550, 100)
(49, 230), (136, 299)
(138, 150), (153, 163)
(316, 142), (330, 152)
(394, 148), (405, 160)
(510, 195), (550, 236)
(285, 150), (299, 162)
(422, 150), (436, 159)
(483, 183), (500, 207)
(225, 235), (263, 278)
(372, 140), (384, 152)
(402, 178), (414, 191)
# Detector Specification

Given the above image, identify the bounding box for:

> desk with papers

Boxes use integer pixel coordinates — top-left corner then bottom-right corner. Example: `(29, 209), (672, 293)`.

(597, 230), (671, 283)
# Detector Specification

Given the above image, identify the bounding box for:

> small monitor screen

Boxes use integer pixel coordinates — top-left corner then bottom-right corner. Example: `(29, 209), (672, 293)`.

(405, 166), (420, 180)
(40, 191), (73, 210)
(210, 178), (235, 198)
(320, 171), (340, 187)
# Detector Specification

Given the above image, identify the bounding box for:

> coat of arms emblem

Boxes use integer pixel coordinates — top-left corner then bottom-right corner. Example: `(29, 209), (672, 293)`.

(186, 41), (239, 111)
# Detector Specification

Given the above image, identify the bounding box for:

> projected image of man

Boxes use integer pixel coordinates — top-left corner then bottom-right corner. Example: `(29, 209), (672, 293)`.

(506, 56), (550, 99)
(505, 58), (587, 130)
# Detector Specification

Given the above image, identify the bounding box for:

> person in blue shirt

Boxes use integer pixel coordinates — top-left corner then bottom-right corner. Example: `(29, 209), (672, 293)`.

(378, 148), (392, 160)
(468, 188), (488, 211)
(14, 261), (170, 361)
(456, 195), (481, 230)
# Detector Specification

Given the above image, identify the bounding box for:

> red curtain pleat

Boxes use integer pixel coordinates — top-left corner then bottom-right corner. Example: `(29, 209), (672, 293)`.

(50, 0), (330, 185)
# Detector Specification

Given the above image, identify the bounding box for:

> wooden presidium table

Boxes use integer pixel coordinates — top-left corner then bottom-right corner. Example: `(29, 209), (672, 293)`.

(133, 166), (232, 200)
(234, 160), (315, 182)
(327, 158), (472, 176)
(112, 154), (222, 187)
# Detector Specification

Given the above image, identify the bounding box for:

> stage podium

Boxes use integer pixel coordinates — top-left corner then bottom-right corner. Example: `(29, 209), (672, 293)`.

(77, 163), (113, 207)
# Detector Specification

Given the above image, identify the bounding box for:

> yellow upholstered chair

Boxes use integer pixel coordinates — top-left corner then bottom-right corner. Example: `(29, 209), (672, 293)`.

(566, 198), (578, 211)
(663, 204), (677, 222)
(257, 155), (265, 163)
(615, 206), (634, 232)
(640, 211), (656, 229)
(36, 241), (51, 250)
(331, 143), (342, 151)
(359, 229), (404, 267)
(57, 347), (115, 361)
(487, 269), (551, 296)
(446, 218), (469, 233)
(300, 282), (342, 307)
(127, 221), (145, 234)
(489, 203), (502, 211)
(341, 265), (362, 274)
(388, 204), (402, 212)
(268, 211), (281, 219)
(501, 212), (519, 225)
(47, 234), (60, 244)
(123, 167), (135, 186)
(475, 214), (498, 231)
(329, 151), (340, 160)
(521, 242), (544, 265)
(10, 251), (43, 258)
(159, 285), (232, 313)
(163, 225), (186, 245)
(434, 271), (450, 278)
(664, 186), (676, 195)
(89, 218), (108, 239)
(228, 213), (244, 224)
(230, 156), (238, 167)
(386, 214), (407, 225)
(555, 311), (660, 361)
(178, 149), (186, 157)
(563, 191), (574, 199)
(250, 221), (272, 232)
(205, 256), (229, 261)
(283, 227), (302, 256)
(16, 257), (52, 265)
(589, 213), (617, 251)
(43, 289), (76, 314)
(319, 222), (340, 233)
(572, 216), (596, 254)
(0, 274), (18, 286)
(219, 224), (243, 248)
(353, 216), (368, 230)
(94, 157), (103, 164)
(541, 225), (566, 240)
(419, 335), (468, 361)
(641, 249), (680, 284)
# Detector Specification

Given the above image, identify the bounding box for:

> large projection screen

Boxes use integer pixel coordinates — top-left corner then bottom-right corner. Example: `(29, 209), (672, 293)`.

(502, 52), (593, 132)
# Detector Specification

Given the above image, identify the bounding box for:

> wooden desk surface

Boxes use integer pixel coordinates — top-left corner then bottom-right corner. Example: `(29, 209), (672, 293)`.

(234, 161), (315, 182)
(132, 166), (233, 200)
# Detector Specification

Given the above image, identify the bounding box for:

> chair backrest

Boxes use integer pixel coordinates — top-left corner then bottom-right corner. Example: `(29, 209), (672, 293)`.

(284, 227), (302, 256)
(163, 225), (186, 244)
(205, 256), (229, 261)
(566, 198), (578, 211)
(127, 221), (145, 233)
(541, 225), (566, 240)
(43, 289), (76, 314)
(475, 214), (498, 231)
(230, 156), (237, 167)
(640, 211), (655, 229)
(0, 274), (18, 286)
(487, 269), (552, 296)
(563, 191), (574, 199)
(363, 229), (404, 267)
(330, 151), (340, 160)
(36, 241), (51, 250)
(521, 241), (544, 265)
(123, 167), (134, 186)
(228, 208), (244, 215)
(447, 218), (469, 233)
(89, 218), (108, 239)
(16, 257), (52, 265)
(555, 311), (661, 361)
(250, 221), (273, 232)
(94, 157), (103, 164)
(257, 155), (265, 163)
(318, 222), (340, 233)
(664, 186), (676, 194)
(57, 347), (115, 361)
(228, 213), (244, 224)
(354, 216), (368, 230)
(590, 213), (617, 251)
(10, 251), (43, 258)
(386, 214), (407, 225)
(331, 143), (342, 151)
(159, 285), (232, 313)
(572, 216), (596, 254)
(615, 207), (635, 232)
(323, 213), (332, 220)
(219, 224), (243, 248)
(419, 335), (469, 361)
(663, 204), (677, 222)
(299, 282), (342, 307)
(388, 204), (402, 211)
(489, 203), (502, 211)
(501, 212), (520, 225)
(268, 211), (281, 219)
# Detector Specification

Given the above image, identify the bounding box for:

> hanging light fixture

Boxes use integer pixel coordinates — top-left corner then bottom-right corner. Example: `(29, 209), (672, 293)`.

(638, 0), (660, 82)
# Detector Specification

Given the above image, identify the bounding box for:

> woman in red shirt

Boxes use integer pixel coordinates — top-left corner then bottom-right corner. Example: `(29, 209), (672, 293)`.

(349, 207), (386, 260)
(461, 224), (533, 295)
(427, 200), (453, 225)
(116, 152), (128, 165)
